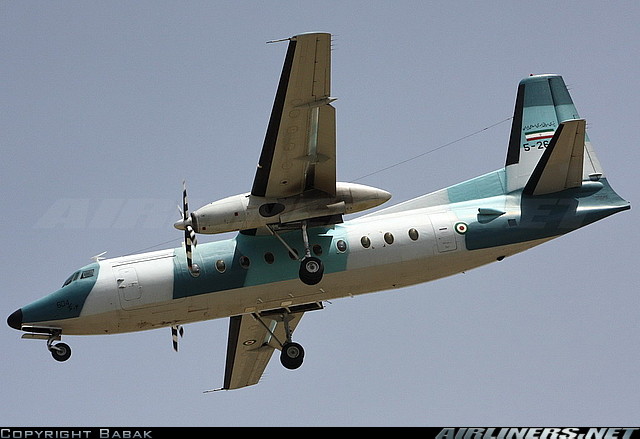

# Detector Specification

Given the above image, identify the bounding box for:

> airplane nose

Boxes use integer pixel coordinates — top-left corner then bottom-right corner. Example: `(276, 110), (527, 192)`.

(7, 308), (23, 330)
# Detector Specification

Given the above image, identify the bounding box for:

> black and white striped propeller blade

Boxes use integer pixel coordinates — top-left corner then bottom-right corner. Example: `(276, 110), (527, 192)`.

(179, 181), (198, 273)
(171, 325), (184, 352)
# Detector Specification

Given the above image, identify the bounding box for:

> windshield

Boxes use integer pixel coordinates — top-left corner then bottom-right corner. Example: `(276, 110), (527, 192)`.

(62, 268), (95, 287)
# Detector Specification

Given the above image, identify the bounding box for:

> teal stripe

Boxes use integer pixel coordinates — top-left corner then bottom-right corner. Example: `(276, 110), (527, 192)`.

(172, 225), (350, 298)
(464, 178), (630, 250)
(22, 263), (99, 323)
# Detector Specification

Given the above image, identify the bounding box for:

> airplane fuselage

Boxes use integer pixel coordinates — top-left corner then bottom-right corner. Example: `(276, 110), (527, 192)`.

(11, 169), (628, 337)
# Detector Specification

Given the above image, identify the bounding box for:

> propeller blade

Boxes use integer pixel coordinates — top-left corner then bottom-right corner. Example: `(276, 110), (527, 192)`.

(182, 180), (189, 221)
(171, 325), (184, 352)
(179, 181), (199, 274)
(185, 225), (196, 272)
(171, 325), (180, 352)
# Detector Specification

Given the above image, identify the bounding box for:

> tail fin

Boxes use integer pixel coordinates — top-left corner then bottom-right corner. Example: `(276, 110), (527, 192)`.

(505, 74), (603, 193)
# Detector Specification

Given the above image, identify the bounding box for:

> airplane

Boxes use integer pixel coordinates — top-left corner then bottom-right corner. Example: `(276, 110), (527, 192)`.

(7, 32), (630, 391)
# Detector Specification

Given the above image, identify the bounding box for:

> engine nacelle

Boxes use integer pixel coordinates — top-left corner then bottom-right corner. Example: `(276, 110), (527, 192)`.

(176, 182), (391, 235)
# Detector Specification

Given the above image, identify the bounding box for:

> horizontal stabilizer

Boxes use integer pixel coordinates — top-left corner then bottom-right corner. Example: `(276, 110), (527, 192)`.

(523, 119), (585, 196)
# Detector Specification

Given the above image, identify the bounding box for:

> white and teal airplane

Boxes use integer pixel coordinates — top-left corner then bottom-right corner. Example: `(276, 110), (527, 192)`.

(7, 32), (630, 391)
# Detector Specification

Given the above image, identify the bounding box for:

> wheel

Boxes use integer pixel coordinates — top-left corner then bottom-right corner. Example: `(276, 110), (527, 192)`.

(280, 342), (304, 370)
(299, 256), (324, 285)
(50, 342), (72, 362)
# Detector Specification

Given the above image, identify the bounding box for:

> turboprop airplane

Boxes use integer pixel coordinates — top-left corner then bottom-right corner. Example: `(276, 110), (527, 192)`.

(7, 32), (630, 390)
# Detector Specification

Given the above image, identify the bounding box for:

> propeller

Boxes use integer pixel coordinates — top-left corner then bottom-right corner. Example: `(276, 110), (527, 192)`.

(174, 181), (198, 274)
(171, 325), (184, 352)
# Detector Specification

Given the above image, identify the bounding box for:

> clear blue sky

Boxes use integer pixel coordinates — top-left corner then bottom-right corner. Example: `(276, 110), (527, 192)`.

(2, 1), (638, 427)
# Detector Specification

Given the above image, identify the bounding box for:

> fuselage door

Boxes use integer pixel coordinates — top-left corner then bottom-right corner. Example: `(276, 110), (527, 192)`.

(431, 212), (457, 253)
(117, 267), (142, 306)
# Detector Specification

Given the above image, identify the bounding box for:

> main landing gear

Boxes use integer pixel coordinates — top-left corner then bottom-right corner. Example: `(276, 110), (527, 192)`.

(280, 341), (304, 370)
(278, 312), (305, 369)
(253, 307), (316, 370)
(268, 221), (324, 286)
(22, 326), (72, 362)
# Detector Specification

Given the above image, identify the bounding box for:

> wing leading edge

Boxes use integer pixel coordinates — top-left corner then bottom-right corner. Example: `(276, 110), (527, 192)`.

(251, 32), (336, 199)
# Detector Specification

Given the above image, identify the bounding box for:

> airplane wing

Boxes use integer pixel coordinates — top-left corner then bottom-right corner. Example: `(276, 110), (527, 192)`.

(220, 309), (306, 390)
(251, 32), (336, 199)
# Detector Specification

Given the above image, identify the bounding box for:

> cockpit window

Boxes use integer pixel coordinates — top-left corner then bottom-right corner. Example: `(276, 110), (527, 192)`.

(62, 272), (78, 287)
(62, 269), (91, 287)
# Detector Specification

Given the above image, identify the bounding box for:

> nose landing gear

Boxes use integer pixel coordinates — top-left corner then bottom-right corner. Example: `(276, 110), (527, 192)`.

(22, 326), (72, 362)
(48, 339), (72, 362)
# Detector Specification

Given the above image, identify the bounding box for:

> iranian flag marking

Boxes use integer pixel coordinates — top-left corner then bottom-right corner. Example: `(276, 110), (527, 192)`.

(525, 130), (555, 141)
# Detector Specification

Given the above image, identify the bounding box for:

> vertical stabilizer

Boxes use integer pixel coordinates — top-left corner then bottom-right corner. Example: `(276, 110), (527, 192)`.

(505, 74), (603, 192)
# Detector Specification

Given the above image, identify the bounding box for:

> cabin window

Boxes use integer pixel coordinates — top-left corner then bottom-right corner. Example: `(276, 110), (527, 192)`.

(361, 236), (371, 248)
(80, 269), (95, 279)
(312, 244), (323, 256)
(408, 228), (419, 241)
(264, 252), (275, 264)
(239, 256), (251, 269)
(336, 239), (347, 252)
(384, 232), (394, 245)
(215, 259), (226, 273)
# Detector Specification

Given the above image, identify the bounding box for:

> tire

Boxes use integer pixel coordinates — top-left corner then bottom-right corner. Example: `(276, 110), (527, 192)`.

(299, 257), (324, 285)
(280, 342), (304, 370)
(50, 342), (72, 362)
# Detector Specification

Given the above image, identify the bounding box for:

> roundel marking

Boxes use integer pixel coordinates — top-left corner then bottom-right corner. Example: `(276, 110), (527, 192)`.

(454, 222), (468, 234)
(243, 339), (257, 346)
